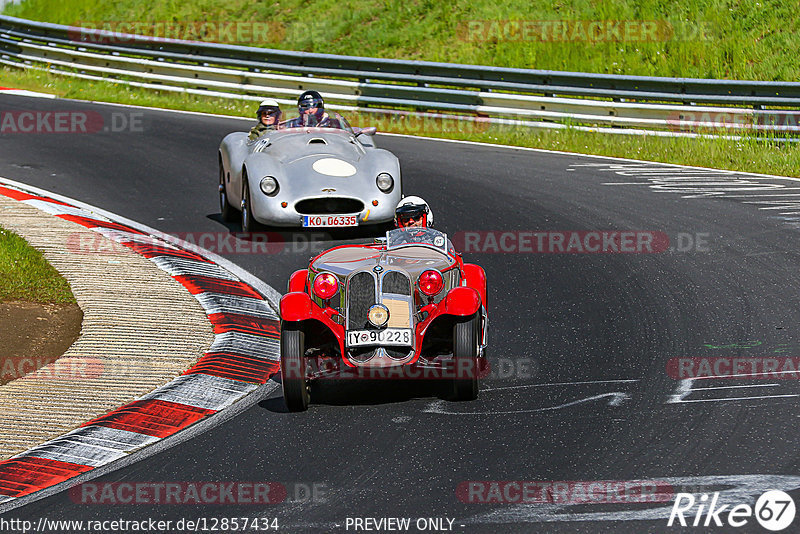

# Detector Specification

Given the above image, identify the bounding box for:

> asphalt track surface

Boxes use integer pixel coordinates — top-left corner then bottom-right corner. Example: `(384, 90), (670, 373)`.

(2, 94), (800, 533)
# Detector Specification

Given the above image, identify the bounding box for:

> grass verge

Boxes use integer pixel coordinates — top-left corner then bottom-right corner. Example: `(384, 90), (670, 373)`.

(2, 66), (799, 177)
(0, 224), (76, 304)
(3, 0), (799, 81)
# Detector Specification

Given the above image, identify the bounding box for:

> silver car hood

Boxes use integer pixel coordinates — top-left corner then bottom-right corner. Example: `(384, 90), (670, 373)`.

(260, 129), (366, 165)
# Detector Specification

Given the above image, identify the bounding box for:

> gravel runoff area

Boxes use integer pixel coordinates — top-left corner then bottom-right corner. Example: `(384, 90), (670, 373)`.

(0, 192), (214, 460)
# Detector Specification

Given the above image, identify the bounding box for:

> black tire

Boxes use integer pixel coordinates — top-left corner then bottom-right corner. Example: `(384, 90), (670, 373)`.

(452, 314), (480, 401)
(280, 325), (310, 412)
(241, 173), (260, 232)
(219, 159), (236, 222)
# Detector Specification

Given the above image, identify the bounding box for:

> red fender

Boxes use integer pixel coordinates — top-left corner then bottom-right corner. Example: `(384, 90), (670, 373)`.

(461, 263), (487, 307)
(280, 292), (313, 321)
(288, 269), (308, 293)
(279, 291), (346, 358)
(443, 286), (482, 317)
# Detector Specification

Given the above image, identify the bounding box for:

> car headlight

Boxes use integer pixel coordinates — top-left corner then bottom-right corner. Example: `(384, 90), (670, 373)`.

(376, 173), (394, 193)
(313, 272), (339, 300)
(260, 176), (278, 195)
(368, 304), (390, 327)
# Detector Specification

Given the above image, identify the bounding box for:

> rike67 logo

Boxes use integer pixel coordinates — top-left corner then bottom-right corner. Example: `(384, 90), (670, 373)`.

(669, 490), (796, 531)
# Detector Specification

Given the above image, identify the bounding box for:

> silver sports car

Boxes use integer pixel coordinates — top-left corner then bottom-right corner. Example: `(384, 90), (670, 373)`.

(218, 114), (402, 230)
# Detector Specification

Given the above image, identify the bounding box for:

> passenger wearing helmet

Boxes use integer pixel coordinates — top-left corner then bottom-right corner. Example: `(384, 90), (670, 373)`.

(285, 90), (341, 128)
(248, 99), (282, 140)
(395, 196), (433, 229)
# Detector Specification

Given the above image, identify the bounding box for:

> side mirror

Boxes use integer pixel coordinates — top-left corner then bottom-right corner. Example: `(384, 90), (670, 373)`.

(354, 126), (377, 137)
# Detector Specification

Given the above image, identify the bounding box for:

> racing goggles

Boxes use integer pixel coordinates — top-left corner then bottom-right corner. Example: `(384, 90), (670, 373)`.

(258, 106), (282, 120)
(299, 98), (323, 112)
(396, 207), (427, 227)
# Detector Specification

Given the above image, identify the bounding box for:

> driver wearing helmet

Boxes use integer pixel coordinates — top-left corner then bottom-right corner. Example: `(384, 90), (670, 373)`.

(248, 99), (282, 140)
(285, 90), (340, 128)
(395, 196), (433, 229)
(390, 197), (455, 253)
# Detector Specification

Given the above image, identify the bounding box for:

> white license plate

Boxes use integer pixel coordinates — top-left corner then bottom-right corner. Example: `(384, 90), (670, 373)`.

(346, 328), (413, 347)
(303, 214), (358, 227)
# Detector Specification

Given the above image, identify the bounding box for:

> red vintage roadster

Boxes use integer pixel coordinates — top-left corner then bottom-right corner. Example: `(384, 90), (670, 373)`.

(279, 227), (488, 411)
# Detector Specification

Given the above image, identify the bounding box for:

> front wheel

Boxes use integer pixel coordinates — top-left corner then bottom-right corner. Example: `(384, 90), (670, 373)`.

(280, 325), (310, 412)
(241, 175), (260, 232)
(219, 159), (236, 222)
(452, 314), (480, 401)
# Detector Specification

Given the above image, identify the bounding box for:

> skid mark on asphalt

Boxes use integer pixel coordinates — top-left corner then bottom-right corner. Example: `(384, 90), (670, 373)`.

(424, 374), (800, 415)
(422, 380), (637, 415)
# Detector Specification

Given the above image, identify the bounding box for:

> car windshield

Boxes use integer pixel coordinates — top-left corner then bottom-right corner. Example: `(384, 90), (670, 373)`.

(278, 112), (353, 134)
(386, 228), (451, 255)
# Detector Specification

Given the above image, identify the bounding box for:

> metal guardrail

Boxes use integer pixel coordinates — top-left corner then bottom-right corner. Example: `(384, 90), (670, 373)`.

(1, 14), (798, 137)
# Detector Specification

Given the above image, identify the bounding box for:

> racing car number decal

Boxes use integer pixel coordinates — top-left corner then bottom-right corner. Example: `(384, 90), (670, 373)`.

(346, 328), (412, 347)
(303, 215), (358, 227)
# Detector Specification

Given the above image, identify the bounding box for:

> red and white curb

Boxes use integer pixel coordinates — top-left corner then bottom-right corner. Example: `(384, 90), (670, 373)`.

(0, 181), (281, 507)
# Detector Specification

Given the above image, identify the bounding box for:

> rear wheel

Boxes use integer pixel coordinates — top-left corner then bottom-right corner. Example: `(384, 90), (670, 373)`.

(241, 173), (260, 232)
(280, 325), (310, 412)
(219, 159), (236, 222)
(452, 314), (480, 401)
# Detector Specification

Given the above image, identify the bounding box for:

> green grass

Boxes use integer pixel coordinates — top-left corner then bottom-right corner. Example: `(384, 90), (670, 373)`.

(4, 0), (800, 81)
(2, 65), (799, 178)
(0, 225), (77, 304)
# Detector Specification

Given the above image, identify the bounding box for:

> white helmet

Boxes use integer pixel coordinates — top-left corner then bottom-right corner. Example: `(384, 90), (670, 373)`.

(395, 196), (434, 227)
(256, 99), (282, 121)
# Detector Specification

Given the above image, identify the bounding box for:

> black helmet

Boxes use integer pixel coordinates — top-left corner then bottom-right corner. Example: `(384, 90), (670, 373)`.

(298, 90), (324, 116)
(256, 99), (282, 122)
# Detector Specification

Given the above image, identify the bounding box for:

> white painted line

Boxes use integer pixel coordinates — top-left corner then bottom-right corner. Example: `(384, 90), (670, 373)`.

(693, 370), (800, 380)
(726, 191), (800, 196)
(0, 89), (56, 99)
(674, 394), (800, 403)
(692, 383), (780, 390)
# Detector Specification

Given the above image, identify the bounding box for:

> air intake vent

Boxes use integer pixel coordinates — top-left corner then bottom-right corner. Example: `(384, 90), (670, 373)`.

(348, 272), (376, 330)
(295, 198), (364, 215)
(308, 138), (327, 145)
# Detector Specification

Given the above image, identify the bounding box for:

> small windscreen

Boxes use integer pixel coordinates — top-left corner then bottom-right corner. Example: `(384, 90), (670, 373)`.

(386, 228), (450, 255)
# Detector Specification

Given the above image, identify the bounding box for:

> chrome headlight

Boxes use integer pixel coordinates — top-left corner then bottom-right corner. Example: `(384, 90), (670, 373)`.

(368, 304), (390, 327)
(260, 176), (278, 195)
(376, 173), (394, 193)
